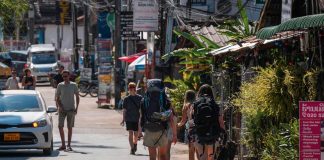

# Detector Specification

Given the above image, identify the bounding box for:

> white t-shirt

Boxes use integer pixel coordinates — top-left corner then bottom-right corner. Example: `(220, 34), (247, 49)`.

(5, 77), (20, 90)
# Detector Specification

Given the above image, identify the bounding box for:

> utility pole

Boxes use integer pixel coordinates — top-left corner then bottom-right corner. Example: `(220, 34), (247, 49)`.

(28, 2), (35, 45)
(84, 0), (90, 68)
(114, 0), (122, 107)
(72, 0), (79, 70)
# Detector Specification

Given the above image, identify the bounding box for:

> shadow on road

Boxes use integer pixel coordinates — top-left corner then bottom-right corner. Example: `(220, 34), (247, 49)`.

(0, 149), (60, 158)
(135, 153), (149, 157)
(53, 141), (120, 150)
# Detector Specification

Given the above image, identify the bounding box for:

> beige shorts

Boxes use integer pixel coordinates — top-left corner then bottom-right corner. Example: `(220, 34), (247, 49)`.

(194, 140), (220, 159)
(143, 130), (168, 148)
(58, 111), (76, 128)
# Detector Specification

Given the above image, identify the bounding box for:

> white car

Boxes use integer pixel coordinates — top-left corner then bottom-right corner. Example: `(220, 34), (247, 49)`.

(0, 90), (57, 155)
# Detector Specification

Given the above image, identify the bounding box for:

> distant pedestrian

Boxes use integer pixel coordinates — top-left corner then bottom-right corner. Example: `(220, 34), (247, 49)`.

(21, 68), (35, 90)
(177, 90), (197, 160)
(5, 70), (19, 90)
(120, 82), (143, 155)
(193, 84), (224, 160)
(55, 70), (80, 152)
(140, 79), (177, 160)
(53, 65), (64, 88)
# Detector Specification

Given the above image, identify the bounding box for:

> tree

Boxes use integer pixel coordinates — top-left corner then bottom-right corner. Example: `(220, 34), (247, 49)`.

(218, 0), (256, 41)
(162, 29), (220, 89)
(0, 0), (29, 40)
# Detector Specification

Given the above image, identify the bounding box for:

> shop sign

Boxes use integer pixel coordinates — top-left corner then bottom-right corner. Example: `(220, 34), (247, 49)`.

(133, 0), (159, 32)
(299, 101), (324, 160)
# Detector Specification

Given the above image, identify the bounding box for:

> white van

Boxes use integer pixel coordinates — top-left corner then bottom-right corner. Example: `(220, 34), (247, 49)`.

(27, 44), (58, 82)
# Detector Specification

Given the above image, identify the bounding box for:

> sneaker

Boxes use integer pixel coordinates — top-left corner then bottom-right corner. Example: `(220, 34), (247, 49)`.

(134, 144), (137, 152)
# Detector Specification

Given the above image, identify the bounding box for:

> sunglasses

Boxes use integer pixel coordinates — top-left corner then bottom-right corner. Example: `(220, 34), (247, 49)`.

(129, 87), (136, 89)
(62, 75), (69, 78)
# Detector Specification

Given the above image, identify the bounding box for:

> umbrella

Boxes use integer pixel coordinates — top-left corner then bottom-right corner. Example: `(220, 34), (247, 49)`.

(118, 50), (146, 63)
(128, 54), (148, 72)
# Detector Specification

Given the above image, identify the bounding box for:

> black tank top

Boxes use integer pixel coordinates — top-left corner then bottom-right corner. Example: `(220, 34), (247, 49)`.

(24, 76), (34, 86)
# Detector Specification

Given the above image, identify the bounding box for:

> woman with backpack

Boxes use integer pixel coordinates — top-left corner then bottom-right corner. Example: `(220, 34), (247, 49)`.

(177, 90), (197, 160)
(193, 84), (225, 160)
(140, 79), (177, 160)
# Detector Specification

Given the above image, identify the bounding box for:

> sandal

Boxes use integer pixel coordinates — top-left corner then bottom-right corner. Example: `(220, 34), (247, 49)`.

(66, 146), (73, 151)
(57, 146), (66, 151)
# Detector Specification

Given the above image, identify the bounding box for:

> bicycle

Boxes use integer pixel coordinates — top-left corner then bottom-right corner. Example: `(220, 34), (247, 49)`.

(78, 80), (98, 97)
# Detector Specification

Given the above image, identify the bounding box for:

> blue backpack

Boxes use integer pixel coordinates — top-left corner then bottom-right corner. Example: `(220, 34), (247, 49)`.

(142, 79), (170, 132)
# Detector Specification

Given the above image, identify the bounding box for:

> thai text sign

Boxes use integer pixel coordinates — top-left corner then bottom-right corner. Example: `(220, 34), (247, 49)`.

(133, 0), (159, 32)
(300, 101), (324, 160)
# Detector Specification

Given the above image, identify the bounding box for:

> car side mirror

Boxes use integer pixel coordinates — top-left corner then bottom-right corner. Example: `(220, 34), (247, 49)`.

(47, 106), (57, 113)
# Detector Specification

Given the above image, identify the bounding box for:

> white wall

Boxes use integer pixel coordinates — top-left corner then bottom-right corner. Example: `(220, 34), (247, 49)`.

(44, 24), (84, 50)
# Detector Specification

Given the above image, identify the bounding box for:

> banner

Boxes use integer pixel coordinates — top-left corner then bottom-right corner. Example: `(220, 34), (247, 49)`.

(96, 39), (113, 104)
(133, 0), (159, 32)
(299, 101), (324, 160)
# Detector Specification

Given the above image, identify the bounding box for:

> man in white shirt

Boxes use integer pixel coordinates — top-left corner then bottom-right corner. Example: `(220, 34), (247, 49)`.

(5, 70), (19, 90)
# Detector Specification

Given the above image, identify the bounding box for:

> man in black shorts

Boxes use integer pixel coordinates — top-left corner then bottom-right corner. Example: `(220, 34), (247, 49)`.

(120, 82), (142, 155)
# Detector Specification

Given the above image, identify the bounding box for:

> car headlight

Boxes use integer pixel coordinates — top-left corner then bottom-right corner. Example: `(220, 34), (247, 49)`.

(32, 118), (47, 128)
(32, 67), (38, 72)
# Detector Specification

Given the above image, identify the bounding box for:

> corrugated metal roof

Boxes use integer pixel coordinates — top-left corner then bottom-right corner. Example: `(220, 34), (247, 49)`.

(190, 25), (231, 47)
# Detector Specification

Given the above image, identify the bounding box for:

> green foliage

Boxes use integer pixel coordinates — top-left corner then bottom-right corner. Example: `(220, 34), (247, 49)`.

(164, 77), (190, 116)
(218, 0), (256, 40)
(0, 0), (29, 37)
(162, 29), (219, 89)
(231, 64), (311, 158)
(261, 120), (299, 160)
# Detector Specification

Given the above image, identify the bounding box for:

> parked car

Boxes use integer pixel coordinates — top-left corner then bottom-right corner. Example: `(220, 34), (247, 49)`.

(7, 50), (28, 80)
(0, 62), (11, 90)
(0, 52), (12, 68)
(0, 90), (57, 155)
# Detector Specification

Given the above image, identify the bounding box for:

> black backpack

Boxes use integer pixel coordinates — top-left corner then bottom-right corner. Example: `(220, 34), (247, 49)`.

(193, 95), (220, 145)
(142, 79), (170, 132)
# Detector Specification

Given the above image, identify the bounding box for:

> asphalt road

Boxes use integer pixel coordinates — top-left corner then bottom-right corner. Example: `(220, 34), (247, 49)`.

(0, 84), (187, 160)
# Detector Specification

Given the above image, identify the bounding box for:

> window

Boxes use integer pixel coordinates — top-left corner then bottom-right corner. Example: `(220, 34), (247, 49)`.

(191, 0), (207, 4)
(0, 95), (43, 112)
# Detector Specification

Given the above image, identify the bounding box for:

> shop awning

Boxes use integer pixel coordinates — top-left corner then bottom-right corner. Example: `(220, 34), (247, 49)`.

(128, 54), (148, 72)
(119, 50), (146, 63)
(256, 13), (324, 39)
(210, 42), (257, 56)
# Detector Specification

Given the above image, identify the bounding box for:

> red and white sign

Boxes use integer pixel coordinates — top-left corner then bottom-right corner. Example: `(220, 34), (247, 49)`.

(299, 101), (324, 160)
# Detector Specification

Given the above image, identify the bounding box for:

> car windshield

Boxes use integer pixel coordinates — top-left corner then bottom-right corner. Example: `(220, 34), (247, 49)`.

(0, 94), (43, 112)
(0, 52), (11, 60)
(31, 52), (56, 64)
(9, 51), (27, 61)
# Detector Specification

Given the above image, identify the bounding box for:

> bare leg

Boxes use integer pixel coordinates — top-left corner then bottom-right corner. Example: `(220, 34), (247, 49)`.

(138, 122), (143, 138)
(67, 127), (72, 147)
(58, 127), (65, 147)
(133, 131), (138, 145)
(207, 145), (215, 160)
(166, 141), (172, 160)
(128, 130), (134, 149)
(189, 142), (195, 160)
(159, 145), (168, 160)
(148, 147), (157, 160)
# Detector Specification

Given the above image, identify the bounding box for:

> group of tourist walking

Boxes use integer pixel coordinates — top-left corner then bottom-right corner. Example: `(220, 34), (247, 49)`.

(5, 68), (36, 90)
(121, 79), (225, 160)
